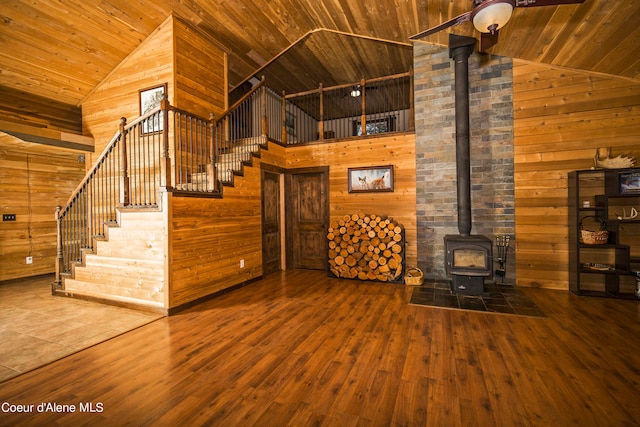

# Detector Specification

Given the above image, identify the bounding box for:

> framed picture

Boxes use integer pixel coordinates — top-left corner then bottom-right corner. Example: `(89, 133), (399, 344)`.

(619, 170), (640, 194)
(348, 165), (394, 193)
(139, 83), (167, 134)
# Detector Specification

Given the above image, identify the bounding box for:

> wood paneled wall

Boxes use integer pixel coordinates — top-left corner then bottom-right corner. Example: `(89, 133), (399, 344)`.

(168, 133), (417, 308)
(82, 14), (227, 161)
(285, 133), (418, 267)
(166, 133), (417, 308)
(0, 137), (86, 281)
(81, 16), (175, 158)
(173, 18), (227, 118)
(167, 143), (287, 307)
(513, 60), (640, 289)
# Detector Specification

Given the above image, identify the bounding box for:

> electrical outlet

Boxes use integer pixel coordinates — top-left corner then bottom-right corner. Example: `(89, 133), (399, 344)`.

(26, 256), (33, 264)
(3, 214), (16, 221)
(240, 259), (245, 268)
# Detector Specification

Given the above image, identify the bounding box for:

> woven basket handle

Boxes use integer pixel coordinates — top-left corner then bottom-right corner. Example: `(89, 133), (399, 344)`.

(406, 267), (422, 276)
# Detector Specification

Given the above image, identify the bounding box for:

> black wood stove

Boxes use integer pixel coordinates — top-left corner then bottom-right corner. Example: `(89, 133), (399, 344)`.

(444, 34), (493, 295)
(445, 234), (493, 294)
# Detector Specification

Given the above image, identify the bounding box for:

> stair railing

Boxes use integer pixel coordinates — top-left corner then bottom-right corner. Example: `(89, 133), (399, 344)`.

(211, 77), (273, 184)
(55, 106), (169, 284)
(55, 83), (273, 285)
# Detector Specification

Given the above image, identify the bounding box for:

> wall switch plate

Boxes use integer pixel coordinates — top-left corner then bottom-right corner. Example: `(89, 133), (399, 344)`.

(26, 256), (33, 264)
(240, 259), (245, 268)
(3, 214), (16, 221)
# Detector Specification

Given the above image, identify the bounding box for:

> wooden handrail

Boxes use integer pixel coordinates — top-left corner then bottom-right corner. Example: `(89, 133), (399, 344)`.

(284, 71), (411, 99)
(59, 106), (162, 213)
(59, 131), (122, 213)
(215, 76), (266, 125)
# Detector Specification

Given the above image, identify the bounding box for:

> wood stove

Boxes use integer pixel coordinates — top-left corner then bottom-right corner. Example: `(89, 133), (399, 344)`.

(445, 234), (493, 295)
(443, 34), (494, 295)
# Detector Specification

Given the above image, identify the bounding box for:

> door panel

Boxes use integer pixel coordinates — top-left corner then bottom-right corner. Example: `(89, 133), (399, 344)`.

(291, 171), (328, 270)
(262, 170), (281, 275)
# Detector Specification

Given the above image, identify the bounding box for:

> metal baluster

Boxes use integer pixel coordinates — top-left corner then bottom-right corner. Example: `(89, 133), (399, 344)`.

(150, 118), (155, 203)
(140, 122), (146, 205)
(98, 161), (103, 237)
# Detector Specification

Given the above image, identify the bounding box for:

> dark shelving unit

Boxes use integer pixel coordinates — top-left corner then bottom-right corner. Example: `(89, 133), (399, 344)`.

(568, 168), (640, 299)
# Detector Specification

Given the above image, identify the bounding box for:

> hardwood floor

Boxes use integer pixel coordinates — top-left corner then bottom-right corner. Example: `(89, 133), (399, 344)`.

(0, 270), (638, 426)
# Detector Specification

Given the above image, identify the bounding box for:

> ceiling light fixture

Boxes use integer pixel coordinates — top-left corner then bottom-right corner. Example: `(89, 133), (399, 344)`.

(350, 87), (361, 97)
(472, 0), (514, 34)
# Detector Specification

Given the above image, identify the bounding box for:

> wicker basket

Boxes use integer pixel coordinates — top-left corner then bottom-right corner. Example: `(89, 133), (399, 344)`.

(404, 267), (424, 286)
(580, 216), (609, 245)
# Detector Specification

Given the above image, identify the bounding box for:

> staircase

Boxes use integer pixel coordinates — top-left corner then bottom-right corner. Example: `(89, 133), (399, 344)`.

(55, 83), (273, 311)
(216, 136), (265, 184)
(60, 207), (167, 308)
(182, 136), (267, 190)
(57, 136), (267, 310)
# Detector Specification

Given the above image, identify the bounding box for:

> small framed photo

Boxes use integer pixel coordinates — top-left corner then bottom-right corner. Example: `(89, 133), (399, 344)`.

(348, 165), (394, 193)
(139, 83), (167, 134)
(619, 170), (640, 194)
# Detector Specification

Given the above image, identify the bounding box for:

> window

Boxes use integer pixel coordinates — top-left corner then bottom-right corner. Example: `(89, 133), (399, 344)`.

(353, 117), (395, 136)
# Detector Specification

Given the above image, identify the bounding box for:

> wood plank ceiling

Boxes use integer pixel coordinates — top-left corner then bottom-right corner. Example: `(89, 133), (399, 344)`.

(0, 0), (638, 113)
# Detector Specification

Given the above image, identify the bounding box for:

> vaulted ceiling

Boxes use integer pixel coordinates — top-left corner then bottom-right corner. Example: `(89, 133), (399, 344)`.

(0, 0), (638, 114)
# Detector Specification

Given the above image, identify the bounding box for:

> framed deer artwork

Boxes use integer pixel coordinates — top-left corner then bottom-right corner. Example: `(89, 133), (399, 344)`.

(348, 165), (394, 193)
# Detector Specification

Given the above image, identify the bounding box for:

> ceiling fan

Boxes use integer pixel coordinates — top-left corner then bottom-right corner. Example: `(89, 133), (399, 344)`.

(410, 0), (586, 51)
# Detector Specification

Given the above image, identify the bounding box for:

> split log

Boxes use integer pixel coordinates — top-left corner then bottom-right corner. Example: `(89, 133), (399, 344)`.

(327, 213), (404, 282)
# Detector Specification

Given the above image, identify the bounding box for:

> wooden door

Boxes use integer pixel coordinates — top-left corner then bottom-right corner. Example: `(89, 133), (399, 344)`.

(288, 169), (328, 270)
(262, 170), (281, 275)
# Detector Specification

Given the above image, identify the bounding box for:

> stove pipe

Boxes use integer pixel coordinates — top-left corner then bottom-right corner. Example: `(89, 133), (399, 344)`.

(449, 35), (475, 236)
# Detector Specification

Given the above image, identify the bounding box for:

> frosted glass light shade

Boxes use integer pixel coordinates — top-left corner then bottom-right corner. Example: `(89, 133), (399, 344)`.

(472, 2), (514, 33)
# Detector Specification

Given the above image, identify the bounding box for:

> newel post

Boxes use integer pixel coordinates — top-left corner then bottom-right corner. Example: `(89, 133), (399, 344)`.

(54, 205), (63, 290)
(160, 95), (172, 190)
(119, 117), (130, 206)
(260, 76), (268, 137)
(360, 78), (367, 135)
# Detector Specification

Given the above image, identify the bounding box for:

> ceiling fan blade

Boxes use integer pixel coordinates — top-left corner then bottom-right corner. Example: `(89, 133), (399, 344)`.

(479, 31), (499, 51)
(410, 11), (472, 40)
(517, 0), (585, 7)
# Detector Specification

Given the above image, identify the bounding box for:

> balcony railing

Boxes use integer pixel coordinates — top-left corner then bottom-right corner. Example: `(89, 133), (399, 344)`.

(278, 71), (414, 144)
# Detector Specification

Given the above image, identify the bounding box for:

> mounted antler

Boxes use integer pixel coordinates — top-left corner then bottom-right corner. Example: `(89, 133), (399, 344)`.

(593, 147), (636, 169)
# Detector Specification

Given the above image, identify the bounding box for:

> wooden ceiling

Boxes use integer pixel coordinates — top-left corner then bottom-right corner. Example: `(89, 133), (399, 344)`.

(0, 0), (638, 112)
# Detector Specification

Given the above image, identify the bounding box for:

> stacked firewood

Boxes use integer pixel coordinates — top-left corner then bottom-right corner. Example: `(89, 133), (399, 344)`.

(327, 213), (404, 282)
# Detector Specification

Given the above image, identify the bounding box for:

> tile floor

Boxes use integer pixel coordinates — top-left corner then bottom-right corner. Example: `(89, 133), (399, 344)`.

(409, 279), (547, 317)
(0, 274), (163, 383)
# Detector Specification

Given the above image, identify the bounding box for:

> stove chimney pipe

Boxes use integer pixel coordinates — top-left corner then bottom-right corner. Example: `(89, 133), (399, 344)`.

(449, 34), (476, 236)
